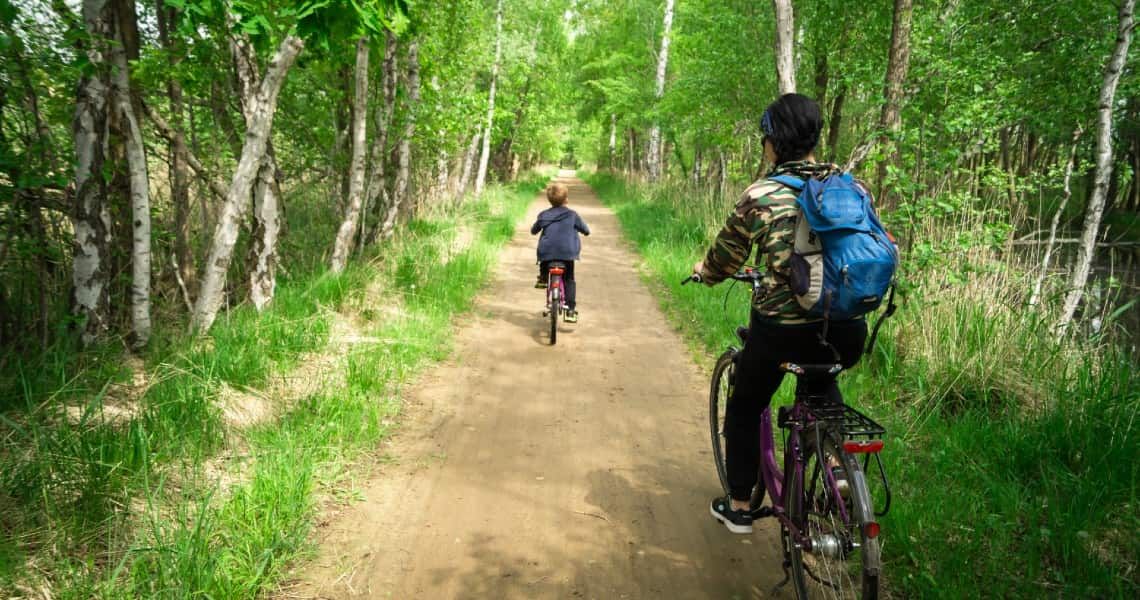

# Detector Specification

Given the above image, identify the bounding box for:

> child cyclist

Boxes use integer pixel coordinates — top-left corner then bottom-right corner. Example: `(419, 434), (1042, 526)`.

(532, 183), (590, 322)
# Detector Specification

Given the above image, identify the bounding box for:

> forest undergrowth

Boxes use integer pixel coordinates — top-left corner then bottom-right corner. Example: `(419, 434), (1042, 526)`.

(587, 171), (1139, 598)
(0, 176), (542, 598)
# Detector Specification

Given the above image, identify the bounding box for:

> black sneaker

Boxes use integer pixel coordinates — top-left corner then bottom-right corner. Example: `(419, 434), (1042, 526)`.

(535, 278), (547, 289)
(710, 495), (753, 534)
(564, 310), (578, 323)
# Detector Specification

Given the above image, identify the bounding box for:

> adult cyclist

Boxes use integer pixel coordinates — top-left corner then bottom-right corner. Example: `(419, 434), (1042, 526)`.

(692, 93), (869, 534)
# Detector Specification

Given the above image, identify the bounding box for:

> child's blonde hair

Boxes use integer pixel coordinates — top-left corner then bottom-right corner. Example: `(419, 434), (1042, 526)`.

(546, 183), (568, 206)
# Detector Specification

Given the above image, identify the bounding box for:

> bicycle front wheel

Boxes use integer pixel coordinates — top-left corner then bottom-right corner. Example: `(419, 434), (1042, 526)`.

(708, 349), (765, 510)
(787, 432), (880, 599)
(549, 287), (559, 345)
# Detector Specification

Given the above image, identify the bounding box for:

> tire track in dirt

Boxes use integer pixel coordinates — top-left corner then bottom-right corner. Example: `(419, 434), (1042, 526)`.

(283, 173), (787, 599)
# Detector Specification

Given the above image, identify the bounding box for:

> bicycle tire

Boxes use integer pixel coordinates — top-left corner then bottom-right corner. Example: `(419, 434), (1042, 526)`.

(709, 350), (735, 495)
(787, 432), (880, 599)
(709, 349), (767, 509)
(549, 286), (559, 345)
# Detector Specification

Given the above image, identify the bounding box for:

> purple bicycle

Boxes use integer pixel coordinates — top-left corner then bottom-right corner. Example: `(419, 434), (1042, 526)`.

(542, 261), (569, 344)
(685, 270), (891, 599)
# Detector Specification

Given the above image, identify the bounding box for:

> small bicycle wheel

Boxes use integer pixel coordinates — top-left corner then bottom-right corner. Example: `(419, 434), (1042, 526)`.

(549, 286), (559, 345)
(787, 431), (881, 599)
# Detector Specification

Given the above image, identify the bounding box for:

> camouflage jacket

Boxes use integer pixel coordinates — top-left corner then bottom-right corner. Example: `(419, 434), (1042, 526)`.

(699, 161), (841, 323)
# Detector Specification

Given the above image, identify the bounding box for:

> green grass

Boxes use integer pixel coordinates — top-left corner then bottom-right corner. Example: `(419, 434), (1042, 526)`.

(586, 171), (1139, 598)
(0, 178), (541, 597)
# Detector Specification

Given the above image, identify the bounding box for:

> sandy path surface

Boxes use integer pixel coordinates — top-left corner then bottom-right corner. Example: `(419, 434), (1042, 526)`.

(286, 173), (785, 599)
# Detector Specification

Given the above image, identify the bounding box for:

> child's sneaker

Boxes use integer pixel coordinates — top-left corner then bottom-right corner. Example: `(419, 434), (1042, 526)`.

(534, 277), (547, 289)
(710, 495), (753, 534)
(563, 310), (578, 323)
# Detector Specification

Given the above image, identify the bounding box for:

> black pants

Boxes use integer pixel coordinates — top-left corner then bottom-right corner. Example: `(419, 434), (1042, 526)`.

(726, 315), (867, 501)
(539, 260), (577, 310)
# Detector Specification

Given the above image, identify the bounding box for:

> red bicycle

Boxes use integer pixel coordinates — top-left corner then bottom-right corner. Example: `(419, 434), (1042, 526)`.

(542, 261), (569, 344)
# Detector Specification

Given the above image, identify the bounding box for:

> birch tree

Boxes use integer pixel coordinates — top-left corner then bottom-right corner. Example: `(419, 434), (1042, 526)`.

(192, 34), (304, 334)
(364, 30), (399, 244)
(71, 0), (114, 346)
(772, 0), (796, 95)
(228, 14), (284, 311)
(331, 37), (371, 273)
(380, 39), (421, 239)
(646, 0), (675, 182)
(474, 0), (503, 197)
(109, 0), (152, 347)
(1057, 0), (1135, 334)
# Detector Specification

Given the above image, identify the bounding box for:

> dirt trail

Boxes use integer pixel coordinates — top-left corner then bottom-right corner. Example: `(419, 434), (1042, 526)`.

(287, 174), (785, 599)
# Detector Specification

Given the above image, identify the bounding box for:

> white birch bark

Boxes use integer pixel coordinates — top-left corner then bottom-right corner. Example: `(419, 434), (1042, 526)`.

(192, 34), (303, 334)
(1057, 0), (1134, 334)
(111, 31), (152, 347)
(364, 31), (398, 244)
(72, 0), (113, 346)
(646, 0), (675, 181)
(457, 128), (481, 202)
(1030, 126), (1082, 308)
(381, 39), (421, 240)
(227, 16), (283, 311)
(609, 114), (617, 169)
(772, 0), (796, 95)
(331, 37), (371, 273)
(474, 0), (503, 197)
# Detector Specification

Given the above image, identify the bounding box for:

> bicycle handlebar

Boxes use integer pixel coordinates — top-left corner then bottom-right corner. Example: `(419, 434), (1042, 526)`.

(681, 270), (762, 286)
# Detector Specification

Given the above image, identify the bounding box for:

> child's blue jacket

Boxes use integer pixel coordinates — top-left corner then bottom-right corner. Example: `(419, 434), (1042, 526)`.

(531, 206), (590, 261)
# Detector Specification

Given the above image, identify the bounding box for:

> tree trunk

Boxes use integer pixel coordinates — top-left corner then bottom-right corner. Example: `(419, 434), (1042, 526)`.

(1057, 0), (1134, 334)
(331, 37), (371, 273)
(71, 0), (115, 346)
(155, 0), (193, 298)
(646, 0), (675, 181)
(364, 30), (398, 244)
(772, 0), (796, 95)
(1030, 126), (1082, 308)
(827, 83), (847, 160)
(474, 0), (503, 197)
(228, 15), (285, 311)
(875, 0), (914, 208)
(457, 128), (481, 202)
(192, 35), (303, 334)
(380, 39), (421, 240)
(110, 0), (151, 347)
(609, 114), (617, 170)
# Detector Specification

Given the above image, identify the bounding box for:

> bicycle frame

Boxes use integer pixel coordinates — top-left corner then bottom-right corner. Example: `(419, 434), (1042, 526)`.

(545, 271), (567, 312)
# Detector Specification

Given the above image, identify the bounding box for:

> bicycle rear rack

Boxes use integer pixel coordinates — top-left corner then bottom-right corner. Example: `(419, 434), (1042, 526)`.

(804, 400), (885, 440)
(788, 399), (894, 517)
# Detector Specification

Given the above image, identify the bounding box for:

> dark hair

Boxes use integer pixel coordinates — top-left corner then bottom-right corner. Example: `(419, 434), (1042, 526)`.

(760, 93), (822, 164)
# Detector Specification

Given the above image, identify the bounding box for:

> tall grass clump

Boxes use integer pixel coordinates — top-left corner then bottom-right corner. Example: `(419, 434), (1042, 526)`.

(587, 170), (1138, 597)
(0, 179), (542, 597)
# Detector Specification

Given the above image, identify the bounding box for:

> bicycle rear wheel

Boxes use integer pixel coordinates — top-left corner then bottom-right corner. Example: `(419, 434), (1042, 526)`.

(787, 432), (880, 599)
(549, 286), (559, 345)
(708, 349), (765, 509)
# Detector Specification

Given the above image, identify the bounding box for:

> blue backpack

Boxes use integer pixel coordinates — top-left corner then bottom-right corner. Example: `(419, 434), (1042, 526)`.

(769, 173), (898, 321)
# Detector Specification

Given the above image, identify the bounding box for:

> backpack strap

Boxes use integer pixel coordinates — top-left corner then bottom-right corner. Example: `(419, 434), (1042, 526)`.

(768, 174), (805, 191)
(864, 283), (898, 356)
